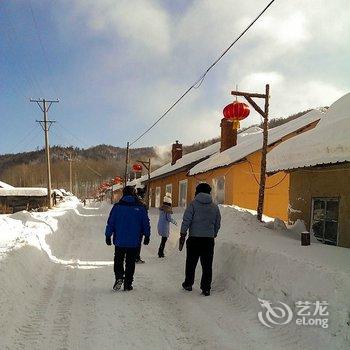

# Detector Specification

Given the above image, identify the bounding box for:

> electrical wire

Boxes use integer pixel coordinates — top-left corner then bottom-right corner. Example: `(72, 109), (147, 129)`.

(129, 0), (276, 146)
(28, 0), (60, 97)
(56, 123), (91, 149)
(0, 2), (44, 96)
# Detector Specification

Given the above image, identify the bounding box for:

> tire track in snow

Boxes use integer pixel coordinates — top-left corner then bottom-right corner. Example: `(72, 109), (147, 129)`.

(12, 264), (60, 349)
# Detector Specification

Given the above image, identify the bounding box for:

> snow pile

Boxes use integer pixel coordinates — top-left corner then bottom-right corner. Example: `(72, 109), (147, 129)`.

(267, 93), (350, 171)
(211, 206), (350, 347)
(0, 187), (47, 197)
(0, 199), (349, 348)
(190, 109), (322, 175)
(0, 180), (14, 189)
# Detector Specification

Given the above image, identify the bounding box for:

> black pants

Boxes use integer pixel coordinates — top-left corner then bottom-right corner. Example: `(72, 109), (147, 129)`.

(184, 237), (214, 291)
(114, 246), (138, 287)
(135, 245), (142, 261)
(158, 236), (168, 256)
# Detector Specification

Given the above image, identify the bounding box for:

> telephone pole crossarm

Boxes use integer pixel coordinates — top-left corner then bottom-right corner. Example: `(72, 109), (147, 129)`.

(30, 98), (59, 208)
(231, 85), (270, 221)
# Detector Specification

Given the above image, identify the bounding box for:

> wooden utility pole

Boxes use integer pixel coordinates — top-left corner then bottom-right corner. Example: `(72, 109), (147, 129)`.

(231, 84), (270, 221)
(136, 158), (151, 208)
(31, 98), (59, 208)
(124, 141), (130, 187)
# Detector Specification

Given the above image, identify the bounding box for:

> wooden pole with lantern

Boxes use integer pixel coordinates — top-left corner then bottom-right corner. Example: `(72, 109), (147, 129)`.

(135, 159), (151, 209)
(230, 84), (270, 221)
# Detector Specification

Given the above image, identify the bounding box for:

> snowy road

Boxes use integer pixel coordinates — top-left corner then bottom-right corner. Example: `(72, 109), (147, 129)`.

(1, 202), (347, 349)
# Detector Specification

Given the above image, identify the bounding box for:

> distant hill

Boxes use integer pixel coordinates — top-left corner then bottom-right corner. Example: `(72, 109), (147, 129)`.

(0, 108), (324, 197)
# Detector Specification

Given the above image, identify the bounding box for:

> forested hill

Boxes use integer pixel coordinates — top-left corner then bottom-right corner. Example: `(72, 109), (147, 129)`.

(0, 108), (324, 196)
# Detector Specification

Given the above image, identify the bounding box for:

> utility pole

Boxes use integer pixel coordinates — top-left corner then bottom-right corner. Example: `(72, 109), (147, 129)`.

(136, 158), (151, 208)
(124, 141), (130, 187)
(65, 152), (74, 194)
(231, 84), (269, 221)
(31, 98), (59, 208)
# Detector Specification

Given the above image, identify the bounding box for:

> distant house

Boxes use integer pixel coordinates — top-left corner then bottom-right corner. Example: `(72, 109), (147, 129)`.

(0, 183), (48, 213)
(146, 140), (221, 208)
(188, 110), (322, 220)
(267, 93), (350, 248)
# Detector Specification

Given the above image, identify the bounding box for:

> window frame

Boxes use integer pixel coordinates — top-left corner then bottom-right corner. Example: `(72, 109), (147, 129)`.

(178, 179), (188, 208)
(165, 183), (173, 196)
(310, 197), (339, 246)
(155, 186), (161, 208)
(212, 175), (226, 204)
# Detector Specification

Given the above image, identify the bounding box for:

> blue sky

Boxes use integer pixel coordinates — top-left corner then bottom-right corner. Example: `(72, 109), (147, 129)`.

(0, 0), (349, 155)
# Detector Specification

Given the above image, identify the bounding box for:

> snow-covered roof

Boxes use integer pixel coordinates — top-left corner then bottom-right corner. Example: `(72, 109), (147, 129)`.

(148, 141), (221, 180)
(190, 110), (323, 175)
(267, 93), (350, 172)
(53, 189), (64, 197)
(127, 175), (147, 188)
(0, 181), (14, 189)
(0, 187), (48, 197)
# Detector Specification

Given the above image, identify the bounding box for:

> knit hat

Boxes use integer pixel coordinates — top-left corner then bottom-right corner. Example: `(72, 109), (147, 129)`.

(163, 192), (172, 205)
(195, 183), (211, 195)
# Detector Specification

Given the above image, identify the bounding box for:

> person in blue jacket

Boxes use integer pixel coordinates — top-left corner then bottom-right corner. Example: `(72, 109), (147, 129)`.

(157, 193), (177, 258)
(105, 186), (151, 291)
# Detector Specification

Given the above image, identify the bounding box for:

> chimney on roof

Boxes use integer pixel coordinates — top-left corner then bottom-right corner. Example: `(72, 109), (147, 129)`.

(171, 140), (183, 165)
(220, 118), (237, 152)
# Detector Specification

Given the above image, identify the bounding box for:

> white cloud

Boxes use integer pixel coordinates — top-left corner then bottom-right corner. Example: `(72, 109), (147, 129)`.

(51, 0), (349, 148)
(69, 0), (171, 55)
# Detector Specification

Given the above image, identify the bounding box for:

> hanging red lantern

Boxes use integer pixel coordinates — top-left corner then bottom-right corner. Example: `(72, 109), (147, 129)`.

(113, 176), (122, 184)
(223, 101), (250, 129)
(132, 163), (142, 173)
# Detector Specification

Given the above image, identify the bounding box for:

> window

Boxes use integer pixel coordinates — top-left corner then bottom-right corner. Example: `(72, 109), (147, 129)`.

(178, 180), (188, 207)
(311, 198), (339, 246)
(212, 176), (225, 204)
(165, 184), (172, 196)
(148, 188), (153, 208)
(155, 187), (161, 208)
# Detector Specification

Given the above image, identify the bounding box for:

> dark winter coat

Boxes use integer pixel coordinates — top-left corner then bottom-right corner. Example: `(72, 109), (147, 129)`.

(105, 195), (151, 248)
(180, 193), (221, 238)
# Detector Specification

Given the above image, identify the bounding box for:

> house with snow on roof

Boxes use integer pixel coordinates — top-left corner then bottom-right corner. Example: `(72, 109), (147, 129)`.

(0, 180), (48, 214)
(188, 109), (323, 220)
(146, 140), (221, 207)
(267, 93), (350, 248)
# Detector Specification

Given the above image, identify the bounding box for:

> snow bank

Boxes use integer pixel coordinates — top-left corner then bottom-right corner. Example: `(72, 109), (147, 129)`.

(267, 93), (350, 171)
(212, 206), (350, 348)
(0, 200), (349, 348)
(0, 180), (14, 189)
(0, 187), (47, 196)
(190, 110), (322, 175)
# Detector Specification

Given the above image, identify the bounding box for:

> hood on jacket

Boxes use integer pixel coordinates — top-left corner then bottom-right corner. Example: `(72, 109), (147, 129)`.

(120, 195), (136, 203)
(194, 192), (213, 204)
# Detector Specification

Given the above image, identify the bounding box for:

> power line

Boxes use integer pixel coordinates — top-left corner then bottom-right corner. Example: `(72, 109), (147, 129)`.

(0, 2), (45, 96)
(129, 0), (276, 147)
(56, 122), (91, 149)
(28, 0), (60, 97)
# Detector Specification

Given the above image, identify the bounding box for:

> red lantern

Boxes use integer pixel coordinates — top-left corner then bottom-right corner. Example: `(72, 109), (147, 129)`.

(113, 176), (122, 184)
(223, 101), (250, 121)
(132, 163), (142, 173)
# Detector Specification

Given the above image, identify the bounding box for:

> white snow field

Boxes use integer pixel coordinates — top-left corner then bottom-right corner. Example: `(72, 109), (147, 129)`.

(0, 199), (349, 349)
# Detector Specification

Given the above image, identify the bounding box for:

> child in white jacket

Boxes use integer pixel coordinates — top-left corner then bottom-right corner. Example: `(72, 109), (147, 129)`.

(157, 193), (177, 258)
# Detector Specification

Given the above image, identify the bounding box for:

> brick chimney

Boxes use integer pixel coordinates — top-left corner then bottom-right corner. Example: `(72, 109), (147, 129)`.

(171, 140), (183, 165)
(220, 118), (237, 152)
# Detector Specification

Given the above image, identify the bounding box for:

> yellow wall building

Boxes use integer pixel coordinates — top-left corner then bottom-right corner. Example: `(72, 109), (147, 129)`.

(146, 109), (322, 221)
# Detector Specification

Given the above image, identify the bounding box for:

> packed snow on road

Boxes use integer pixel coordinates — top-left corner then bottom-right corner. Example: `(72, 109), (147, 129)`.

(0, 197), (349, 349)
